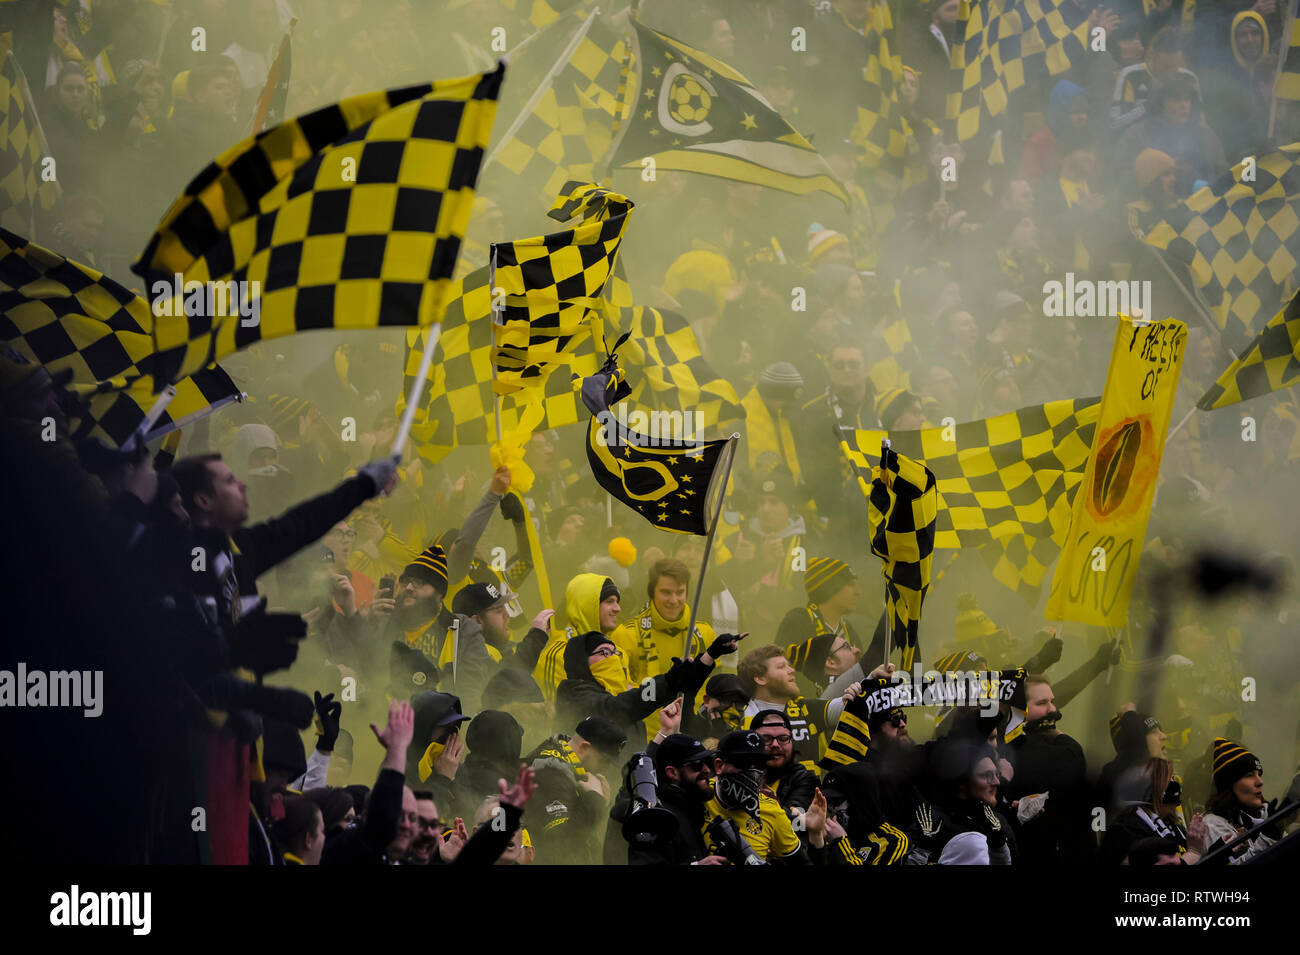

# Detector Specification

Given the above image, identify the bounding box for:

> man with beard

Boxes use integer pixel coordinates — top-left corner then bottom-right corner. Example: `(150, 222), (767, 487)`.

(624, 733), (727, 865)
(384, 544), (493, 713)
(750, 710), (819, 816)
(818, 680), (915, 864)
(702, 731), (816, 864)
(452, 582), (552, 676)
(777, 559), (882, 697)
(1003, 675), (1095, 864)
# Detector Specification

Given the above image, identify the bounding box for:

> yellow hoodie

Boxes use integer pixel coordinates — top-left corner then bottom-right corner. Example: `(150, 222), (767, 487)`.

(533, 573), (631, 701)
(741, 387), (802, 483)
(609, 600), (717, 684)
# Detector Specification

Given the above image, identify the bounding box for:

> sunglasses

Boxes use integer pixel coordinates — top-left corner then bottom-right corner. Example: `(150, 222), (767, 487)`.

(887, 714), (907, 727)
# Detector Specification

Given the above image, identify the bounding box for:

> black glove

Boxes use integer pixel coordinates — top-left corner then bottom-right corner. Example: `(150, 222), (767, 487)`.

(230, 601), (307, 676)
(706, 633), (741, 660)
(981, 804), (1008, 851)
(313, 691), (342, 752)
(1034, 632), (1064, 669)
(499, 491), (526, 523)
(1093, 638), (1121, 667)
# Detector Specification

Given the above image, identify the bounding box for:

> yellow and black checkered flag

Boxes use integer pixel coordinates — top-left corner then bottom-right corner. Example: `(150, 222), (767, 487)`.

(606, 304), (745, 430)
(1, 52), (59, 234)
(499, 0), (590, 35)
(0, 227), (154, 385)
(132, 66), (505, 385)
(843, 398), (1102, 595)
(850, 0), (908, 168)
(70, 364), (242, 449)
(1144, 146), (1300, 346)
(397, 262), (605, 465)
(486, 14), (628, 203)
(948, 0), (1091, 142)
(490, 181), (631, 397)
(1199, 287), (1300, 410)
(867, 445), (937, 671)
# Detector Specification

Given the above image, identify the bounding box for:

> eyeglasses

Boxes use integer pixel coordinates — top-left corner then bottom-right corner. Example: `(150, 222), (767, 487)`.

(761, 734), (793, 746)
(589, 645), (617, 659)
(418, 816), (440, 830)
(684, 760), (715, 775)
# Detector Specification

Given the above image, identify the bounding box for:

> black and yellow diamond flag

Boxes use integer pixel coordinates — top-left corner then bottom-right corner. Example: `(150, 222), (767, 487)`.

(581, 354), (732, 535)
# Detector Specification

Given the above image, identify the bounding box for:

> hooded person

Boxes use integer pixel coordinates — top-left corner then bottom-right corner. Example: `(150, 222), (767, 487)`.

(525, 716), (629, 864)
(406, 691), (471, 814)
(452, 710), (527, 820)
(555, 628), (738, 744)
(1020, 79), (1090, 182)
(1201, 738), (1281, 864)
(532, 573), (624, 701)
(1201, 11), (1271, 158)
(1115, 71), (1228, 190)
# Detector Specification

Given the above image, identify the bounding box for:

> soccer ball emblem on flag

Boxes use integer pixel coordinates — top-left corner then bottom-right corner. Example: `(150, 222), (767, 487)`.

(668, 72), (714, 128)
(662, 67), (716, 133)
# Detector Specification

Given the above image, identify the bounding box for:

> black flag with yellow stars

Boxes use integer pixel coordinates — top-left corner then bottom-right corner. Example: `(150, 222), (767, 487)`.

(612, 19), (846, 203)
(580, 352), (730, 535)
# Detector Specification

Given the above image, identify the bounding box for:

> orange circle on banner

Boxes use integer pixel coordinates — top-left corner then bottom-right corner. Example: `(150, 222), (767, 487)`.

(1085, 415), (1158, 523)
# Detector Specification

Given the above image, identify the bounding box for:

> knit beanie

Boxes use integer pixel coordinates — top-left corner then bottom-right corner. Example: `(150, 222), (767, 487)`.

(1211, 737), (1262, 793)
(805, 557), (855, 604)
(1133, 148), (1175, 190)
(403, 544), (448, 594)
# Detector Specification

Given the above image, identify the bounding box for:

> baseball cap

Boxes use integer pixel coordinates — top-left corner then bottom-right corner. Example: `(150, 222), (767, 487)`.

(716, 730), (771, 767)
(452, 581), (508, 617)
(575, 716), (628, 761)
(655, 734), (714, 776)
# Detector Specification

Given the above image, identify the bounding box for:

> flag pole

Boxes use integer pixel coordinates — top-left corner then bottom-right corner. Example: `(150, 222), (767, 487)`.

(683, 433), (740, 660)
(122, 385), (177, 452)
(391, 323), (443, 460)
(1269, 0), (1299, 139)
(483, 6), (601, 168)
(143, 389), (247, 444)
(879, 438), (893, 667)
(1144, 246), (1240, 362)
(1164, 406), (1196, 446)
(489, 244), (505, 443)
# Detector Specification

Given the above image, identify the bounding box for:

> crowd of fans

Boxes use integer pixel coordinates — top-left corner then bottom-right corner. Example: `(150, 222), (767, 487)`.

(3, 0), (1300, 864)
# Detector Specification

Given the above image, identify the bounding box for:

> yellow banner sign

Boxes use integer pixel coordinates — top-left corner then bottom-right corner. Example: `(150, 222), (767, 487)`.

(1046, 317), (1187, 626)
